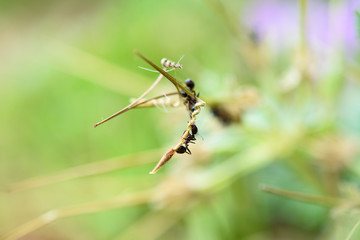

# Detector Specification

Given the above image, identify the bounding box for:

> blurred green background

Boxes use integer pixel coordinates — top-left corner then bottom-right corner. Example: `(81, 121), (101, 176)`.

(1, 0), (360, 239)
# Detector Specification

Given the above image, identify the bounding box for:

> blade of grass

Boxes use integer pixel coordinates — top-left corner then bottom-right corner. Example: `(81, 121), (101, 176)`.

(195, 131), (301, 192)
(5, 148), (164, 193)
(299, 0), (308, 51)
(345, 217), (360, 240)
(2, 190), (153, 240)
(50, 42), (161, 97)
(260, 184), (344, 207)
(115, 210), (183, 240)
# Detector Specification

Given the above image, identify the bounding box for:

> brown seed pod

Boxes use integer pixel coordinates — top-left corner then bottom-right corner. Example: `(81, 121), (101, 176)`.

(149, 149), (176, 174)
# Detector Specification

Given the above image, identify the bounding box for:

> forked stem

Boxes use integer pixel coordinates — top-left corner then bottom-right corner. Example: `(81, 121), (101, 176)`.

(94, 66), (167, 127)
(130, 91), (179, 108)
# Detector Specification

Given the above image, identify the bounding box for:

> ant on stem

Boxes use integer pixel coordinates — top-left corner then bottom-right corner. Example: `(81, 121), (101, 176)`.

(94, 51), (205, 174)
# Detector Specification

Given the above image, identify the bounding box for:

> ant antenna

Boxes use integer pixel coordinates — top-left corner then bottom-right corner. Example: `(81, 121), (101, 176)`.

(176, 55), (184, 65)
(161, 57), (183, 69)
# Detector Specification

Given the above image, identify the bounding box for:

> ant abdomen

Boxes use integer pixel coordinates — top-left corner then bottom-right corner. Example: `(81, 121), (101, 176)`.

(185, 78), (195, 89)
(176, 145), (187, 154)
(161, 58), (183, 69)
(191, 124), (198, 135)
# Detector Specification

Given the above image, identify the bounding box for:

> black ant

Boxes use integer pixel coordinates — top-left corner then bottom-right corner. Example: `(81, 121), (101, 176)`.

(176, 145), (189, 154)
(180, 78), (200, 117)
(190, 123), (198, 135)
(176, 123), (198, 155)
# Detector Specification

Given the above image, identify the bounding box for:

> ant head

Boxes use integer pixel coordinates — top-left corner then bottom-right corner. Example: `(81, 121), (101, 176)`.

(185, 78), (195, 90)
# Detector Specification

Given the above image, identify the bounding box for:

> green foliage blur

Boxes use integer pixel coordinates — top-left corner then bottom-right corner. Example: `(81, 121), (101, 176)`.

(1, 0), (360, 239)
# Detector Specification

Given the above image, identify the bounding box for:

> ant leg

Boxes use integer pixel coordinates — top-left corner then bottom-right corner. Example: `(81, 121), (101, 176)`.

(185, 146), (192, 155)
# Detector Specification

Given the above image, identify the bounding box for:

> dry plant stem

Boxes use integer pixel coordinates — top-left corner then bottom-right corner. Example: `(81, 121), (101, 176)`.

(130, 91), (179, 108)
(260, 184), (344, 207)
(150, 102), (205, 174)
(3, 190), (153, 240)
(149, 149), (176, 174)
(94, 67), (167, 127)
(6, 149), (164, 193)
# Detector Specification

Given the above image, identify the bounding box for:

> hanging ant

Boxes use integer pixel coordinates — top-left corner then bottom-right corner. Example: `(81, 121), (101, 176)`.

(180, 78), (201, 118)
(190, 123), (198, 135)
(176, 123), (198, 155)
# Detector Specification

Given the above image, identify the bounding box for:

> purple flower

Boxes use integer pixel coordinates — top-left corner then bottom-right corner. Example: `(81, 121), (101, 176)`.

(241, 0), (359, 54)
